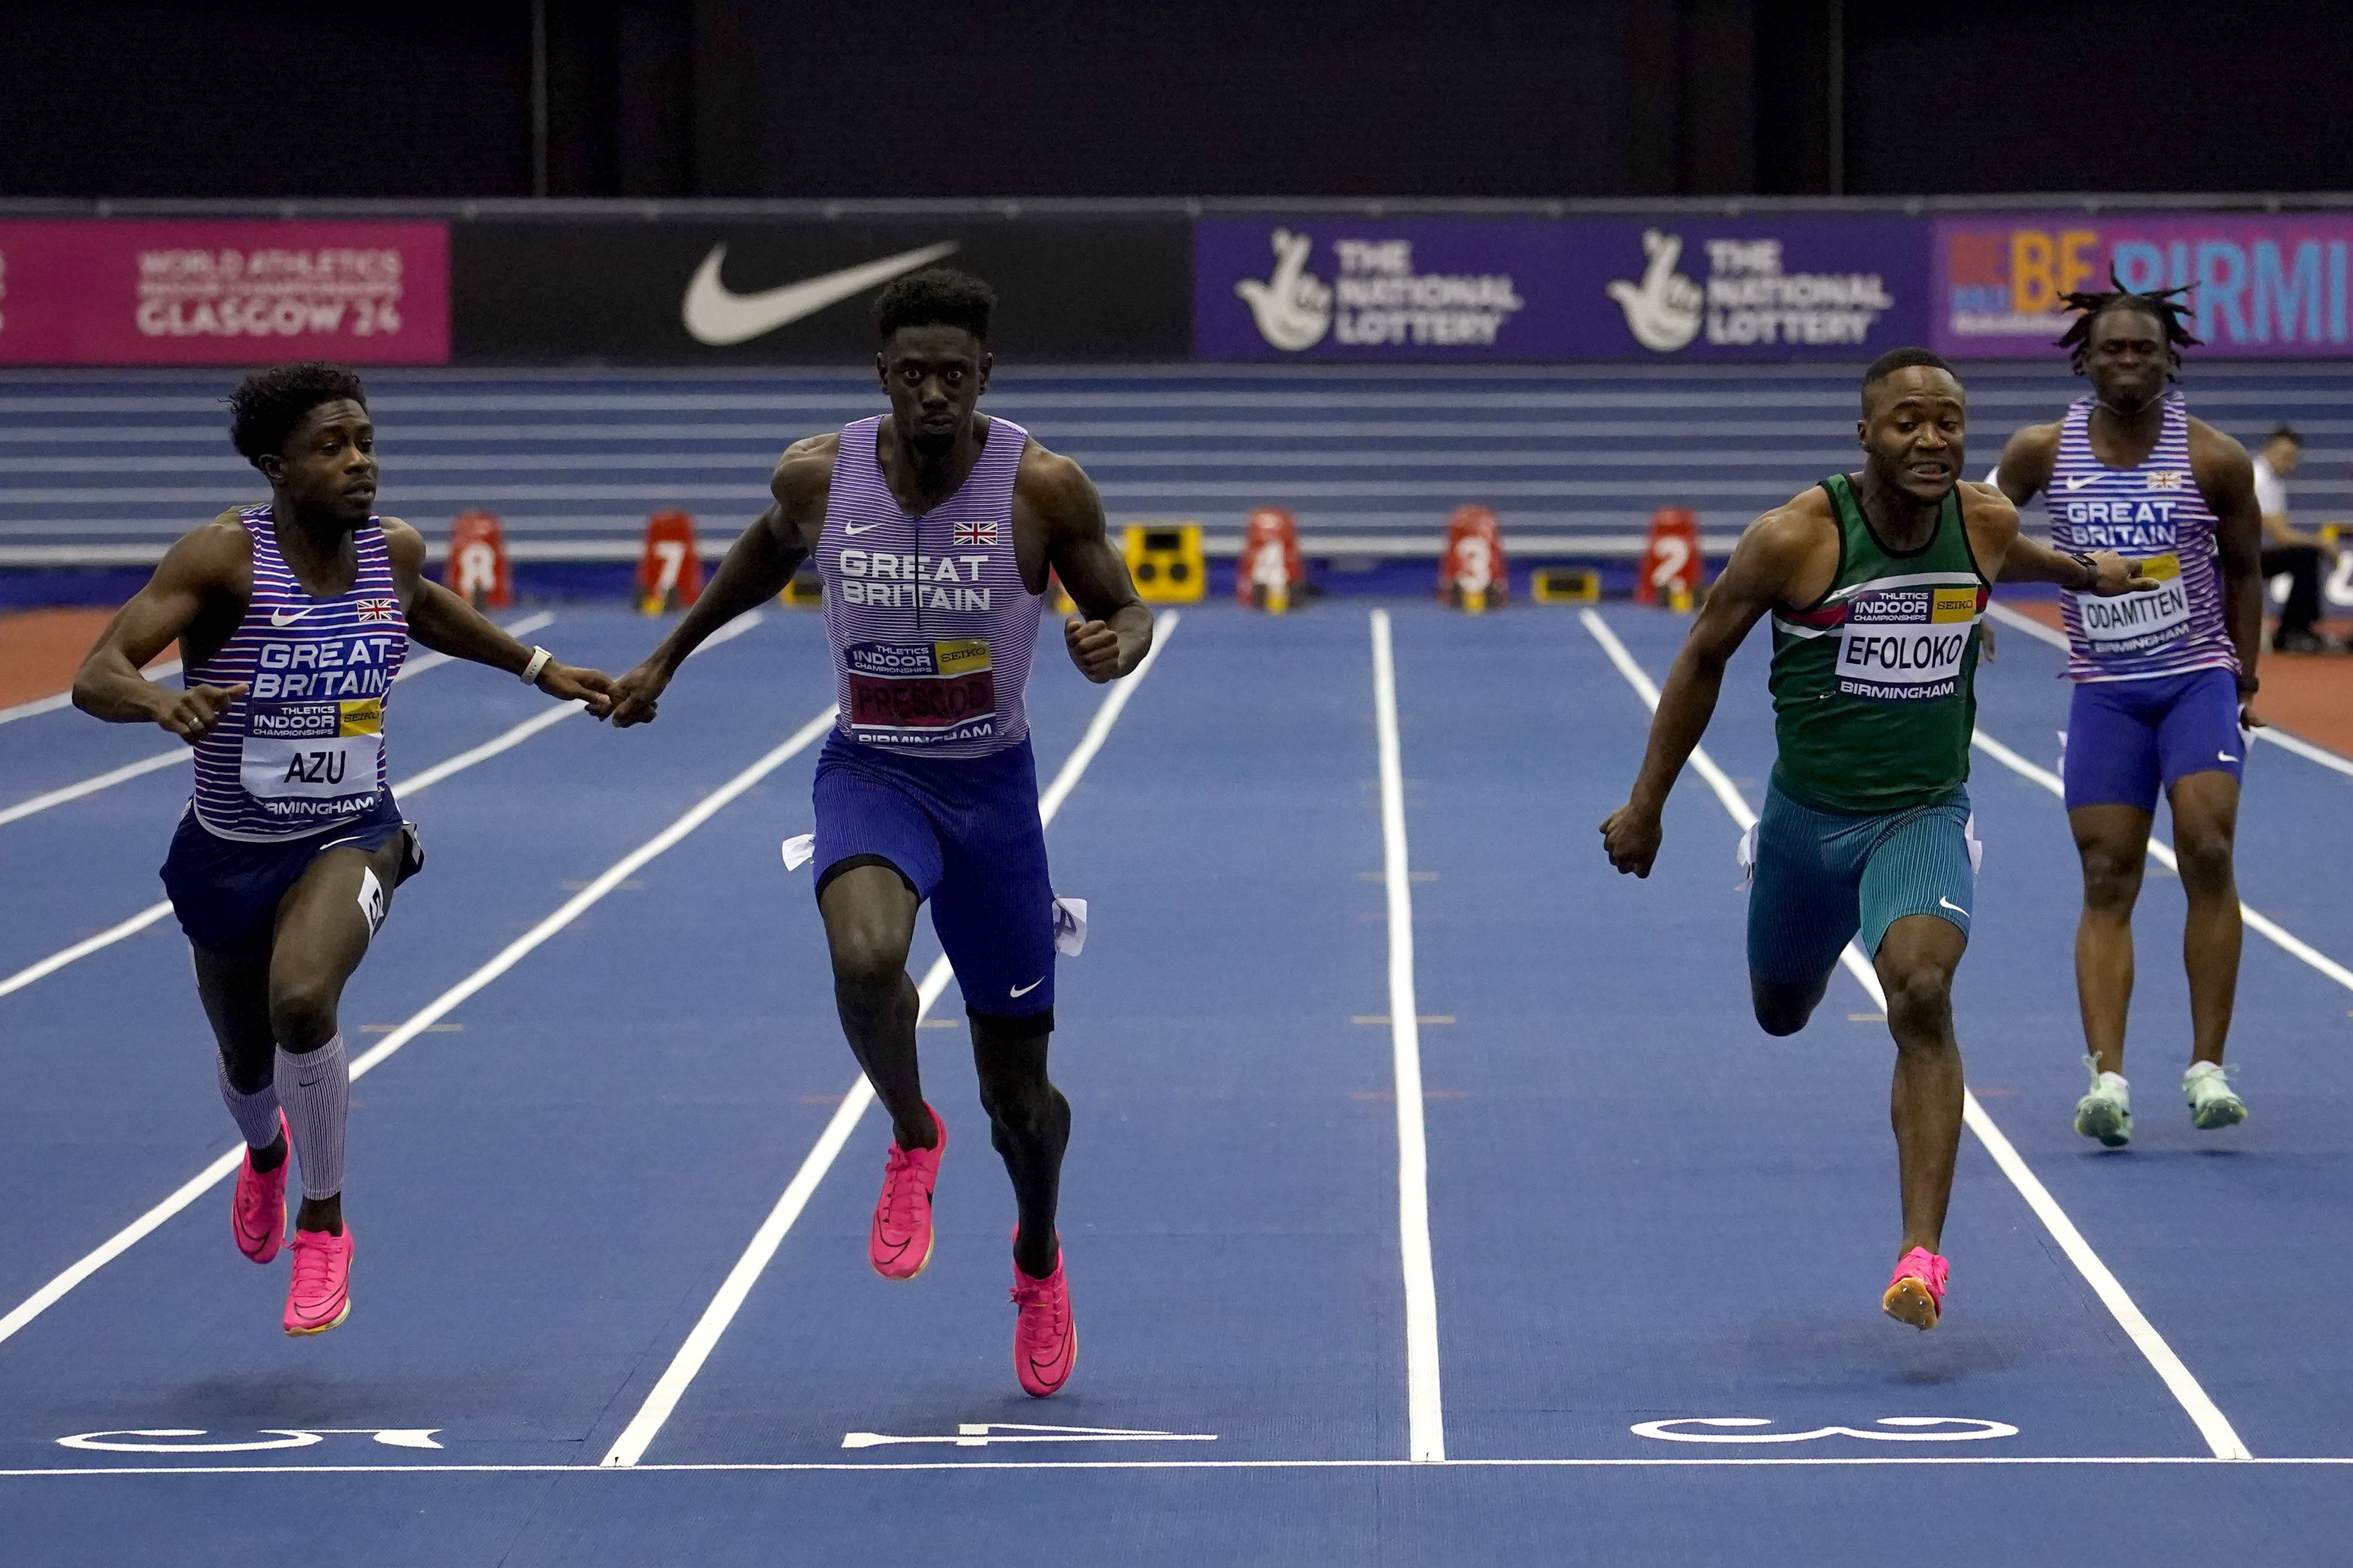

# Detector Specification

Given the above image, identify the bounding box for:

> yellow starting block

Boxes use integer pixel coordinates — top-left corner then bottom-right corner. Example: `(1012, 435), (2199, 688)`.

(1124, 523), (1206, 603)
(1530, 568), (1602, 604)
(779, 566), (823, 607)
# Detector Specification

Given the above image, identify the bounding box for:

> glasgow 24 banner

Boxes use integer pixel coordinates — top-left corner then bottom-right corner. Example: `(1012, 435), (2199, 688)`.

(0, 221), (448, 365)
(1194, 215), (1929, 361)
(1932, 214), (2353, 358)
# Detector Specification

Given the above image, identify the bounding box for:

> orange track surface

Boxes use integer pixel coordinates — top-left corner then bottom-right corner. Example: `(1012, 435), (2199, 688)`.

(2005, 600), (2353, 757)
(0, 609), (174, 708)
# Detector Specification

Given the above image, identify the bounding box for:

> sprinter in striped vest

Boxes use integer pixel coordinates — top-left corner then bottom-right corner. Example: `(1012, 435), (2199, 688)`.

(1996, 284), (2269, 1147)
(1601, 348), (2153, 1332)
(608, 271), (1152, 1397)
(73, 362), (615, 1337)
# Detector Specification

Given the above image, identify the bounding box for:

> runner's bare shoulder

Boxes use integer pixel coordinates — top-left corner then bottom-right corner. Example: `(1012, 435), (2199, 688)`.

(1012, 438), (1098, 523)
(1996, 421), (2064, 495)
(377, 516), (426, 574)
(770, 433), (840, 542)
(156, 508), (258, 597)
(1721, 486), (1840, 605)
(2183, 418), (2255, 497)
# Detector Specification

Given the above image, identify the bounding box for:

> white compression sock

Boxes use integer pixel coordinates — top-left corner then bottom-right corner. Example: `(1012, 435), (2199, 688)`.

(216, 1056), (282, 1150)
(273, 1034), (350, 1203)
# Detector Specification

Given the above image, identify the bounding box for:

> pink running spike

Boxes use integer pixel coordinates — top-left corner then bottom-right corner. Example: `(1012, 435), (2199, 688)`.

(284, 1226), (352, 1336)
(869, 1103), (946, 1281)
(1883, 1247), (1949, 1331)
(232, 1113), (289, 1265)
(1011, 1243), (1076, 1398)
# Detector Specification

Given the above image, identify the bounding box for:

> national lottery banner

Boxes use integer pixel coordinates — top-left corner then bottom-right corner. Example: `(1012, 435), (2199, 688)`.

(1194, 215), (1927, 361)
(0, 221), (449, 365)
(1933, 214), (2353, 359)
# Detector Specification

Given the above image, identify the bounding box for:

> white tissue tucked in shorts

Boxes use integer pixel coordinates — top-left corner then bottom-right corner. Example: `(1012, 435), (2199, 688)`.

(1734, 822), (1758, 890)
(1052, 897), (1088, 958)
(782, 833), (815, 872)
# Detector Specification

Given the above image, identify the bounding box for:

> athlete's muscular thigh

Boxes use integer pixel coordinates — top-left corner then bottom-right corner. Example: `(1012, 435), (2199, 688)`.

(819, 864), (920, 987)
(267, 835), (406, 1051)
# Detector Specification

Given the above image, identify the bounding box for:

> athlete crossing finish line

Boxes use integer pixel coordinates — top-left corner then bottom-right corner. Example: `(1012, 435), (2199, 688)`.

(71, 363), (615, 1336)
(1600, 348), (2153, 1330)
(1997, 282), (2265, 1147)
(610, 270), (1152, 1397)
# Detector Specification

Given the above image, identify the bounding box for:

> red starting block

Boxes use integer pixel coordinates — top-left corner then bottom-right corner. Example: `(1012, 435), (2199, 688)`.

(1437, 505), (1507, 612)
(636, 510), (703, 615)
(1635, 506), (1702, 610)
(444, 510), (512, 609)
(1236, 507), (1304, 612)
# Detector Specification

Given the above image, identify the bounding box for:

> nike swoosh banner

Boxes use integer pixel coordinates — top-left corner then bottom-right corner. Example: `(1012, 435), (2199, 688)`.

(1195, 215), (1929, 362)
(451, 218), (1189, 362)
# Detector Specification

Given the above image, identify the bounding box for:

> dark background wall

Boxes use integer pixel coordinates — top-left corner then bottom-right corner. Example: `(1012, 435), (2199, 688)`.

(1, 0), (2345, 201)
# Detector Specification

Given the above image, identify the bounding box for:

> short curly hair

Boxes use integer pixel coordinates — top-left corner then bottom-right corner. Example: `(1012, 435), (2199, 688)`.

(226, 362), (368, 468)
(873, 267), (995, 345)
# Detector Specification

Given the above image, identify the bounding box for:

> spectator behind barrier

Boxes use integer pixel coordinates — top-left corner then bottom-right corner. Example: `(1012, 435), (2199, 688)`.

(2252, 426), (2344, 654)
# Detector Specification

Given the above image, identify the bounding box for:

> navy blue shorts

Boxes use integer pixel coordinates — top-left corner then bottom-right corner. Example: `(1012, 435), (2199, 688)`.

(810, 732), (1055, 1021)
(2063, 668), (2245, 812)
(160, 797), (417, 956)
(1747, 780), (1977, 989)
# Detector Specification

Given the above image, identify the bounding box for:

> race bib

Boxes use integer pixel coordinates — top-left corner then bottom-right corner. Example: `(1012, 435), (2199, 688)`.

(2071, 553), (2190, 657)
(843, 639), (998, 746)
(240, 699), (383, 815)
(1836, 585), (1979, 701)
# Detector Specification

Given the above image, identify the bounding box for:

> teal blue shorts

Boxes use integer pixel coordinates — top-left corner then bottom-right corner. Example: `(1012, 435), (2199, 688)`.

(1745, 778), (1977, 990)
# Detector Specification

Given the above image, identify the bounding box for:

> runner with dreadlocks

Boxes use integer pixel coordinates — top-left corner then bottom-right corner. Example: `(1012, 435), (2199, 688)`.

(1996, 280), (2266, 1147)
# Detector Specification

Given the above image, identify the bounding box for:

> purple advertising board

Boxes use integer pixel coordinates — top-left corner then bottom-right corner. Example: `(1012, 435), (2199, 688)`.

(1194, 216), (1929, 361)
(1933, 214), (2353, 358)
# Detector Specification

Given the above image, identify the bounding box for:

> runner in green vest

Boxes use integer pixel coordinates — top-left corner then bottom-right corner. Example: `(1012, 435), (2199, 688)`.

(1600, 348), (2153, 1332)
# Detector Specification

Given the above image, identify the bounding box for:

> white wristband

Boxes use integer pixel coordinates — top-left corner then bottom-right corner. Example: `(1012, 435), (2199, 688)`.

(519, 646), (553, 686)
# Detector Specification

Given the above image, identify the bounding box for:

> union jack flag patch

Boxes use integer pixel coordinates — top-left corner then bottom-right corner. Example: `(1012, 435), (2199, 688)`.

(355, 598), (401, 622)
(2148, 471), (2188, 490)
(954, 519), (999, 546)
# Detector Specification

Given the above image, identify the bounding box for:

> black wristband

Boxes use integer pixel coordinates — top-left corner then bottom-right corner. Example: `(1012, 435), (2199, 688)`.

(2235, 673), (2260, 696)
(2067, 551), (2099, 590)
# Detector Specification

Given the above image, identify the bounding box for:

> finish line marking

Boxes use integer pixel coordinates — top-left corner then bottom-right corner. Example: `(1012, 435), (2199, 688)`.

(841, 1423), (1218, 1450)
(5, 1454), (2351, 1480)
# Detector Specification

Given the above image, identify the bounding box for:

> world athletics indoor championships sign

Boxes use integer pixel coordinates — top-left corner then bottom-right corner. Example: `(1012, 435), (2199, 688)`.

(1930, 214), (2353, 359)
(0, 221), (449, 365)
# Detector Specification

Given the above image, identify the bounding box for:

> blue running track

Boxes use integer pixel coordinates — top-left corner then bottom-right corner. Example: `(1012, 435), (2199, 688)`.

(5, 593), (2353, 1562)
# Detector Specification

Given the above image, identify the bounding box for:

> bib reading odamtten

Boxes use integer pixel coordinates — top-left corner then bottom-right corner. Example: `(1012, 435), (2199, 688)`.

(1769, 474), (1989, 814)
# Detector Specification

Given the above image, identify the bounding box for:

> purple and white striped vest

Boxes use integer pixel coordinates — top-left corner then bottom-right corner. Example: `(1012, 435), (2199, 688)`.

(2049, 395), (2238, 685)
(185, 507), (407, 841)
(818, 416), (1043, 757)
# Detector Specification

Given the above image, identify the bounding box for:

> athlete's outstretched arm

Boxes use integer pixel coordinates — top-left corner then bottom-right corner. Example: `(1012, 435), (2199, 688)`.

(383, 521), (614, 715)
(1027, 448), (1152, 683)
(609, 441), (826, 727)
(1598, 511), (1806, 878)
(73, 516), (250, 740)
(2190, 424), (2267, 725)
(1973, 483), (2154, 593)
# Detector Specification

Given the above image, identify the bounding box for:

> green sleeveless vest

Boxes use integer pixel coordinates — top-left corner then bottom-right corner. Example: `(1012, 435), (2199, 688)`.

(1768, 474), (1989, 814)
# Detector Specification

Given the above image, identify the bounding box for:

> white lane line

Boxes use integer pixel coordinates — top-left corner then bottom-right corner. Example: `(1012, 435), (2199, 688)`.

(1578, 609), (2251, 1462)
(0, 613), (557, 826)
(0, 661), (181, 727)
(0, 612), (752, 1001)
(1368, 609), (1446, 1466)
(0, 696), (838, 1351)
(599, 609), (1180, 1470)
(1967, 725), (2353, 994)
(1984, 601), (2353, 780)
(9, 1454), (2353, 1480)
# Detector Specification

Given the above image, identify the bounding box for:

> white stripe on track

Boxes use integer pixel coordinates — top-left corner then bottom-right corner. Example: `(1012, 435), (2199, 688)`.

(598, 609), (1180, 1470)
(1968, 725), (2353, 994)
(0, 611), (747, 1001)
(1578, 609), (2251, 1462)
(1984, 601), (2353, 779)
(1368, 609), (1447, 1464)
(0, 661), (180, 727)
(0, 613), (556, 826)
(0, 690), (835, 1351)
